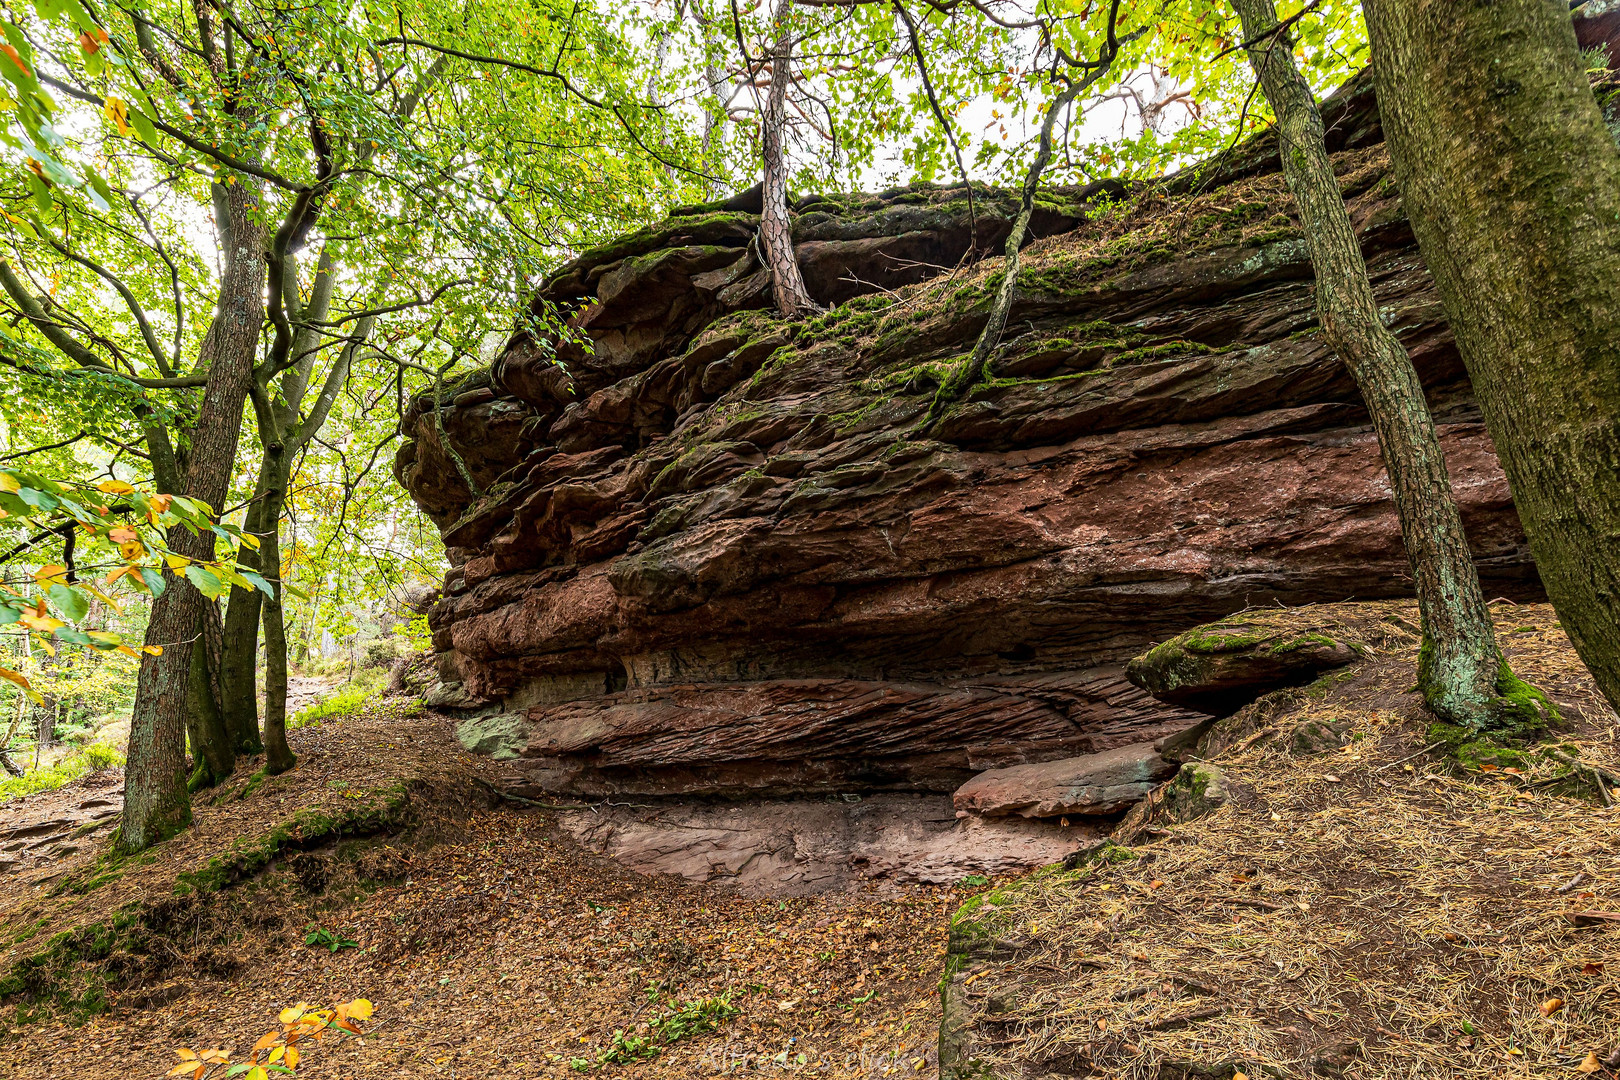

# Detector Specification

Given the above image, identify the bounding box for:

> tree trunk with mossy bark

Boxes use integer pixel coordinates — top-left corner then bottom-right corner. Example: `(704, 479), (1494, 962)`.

(120, 181), (266, 853)
(1232, 0), (1545, 731)
(184, 602), (234, 788)
(1362, 0), (1620, 714)
(926, 78), (1087, 423)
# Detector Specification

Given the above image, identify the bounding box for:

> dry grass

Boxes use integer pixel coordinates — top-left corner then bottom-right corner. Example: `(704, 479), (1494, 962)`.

(952, 600), (1620, 1080)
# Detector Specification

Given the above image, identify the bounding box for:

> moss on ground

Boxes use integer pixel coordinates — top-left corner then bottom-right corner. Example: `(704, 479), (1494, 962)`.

(174, 781), (412, 897)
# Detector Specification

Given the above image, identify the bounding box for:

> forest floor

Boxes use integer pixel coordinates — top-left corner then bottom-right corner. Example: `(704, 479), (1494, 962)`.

(0, 702), (966, 1079)
(0, 600), (1616, 1080)
(944, 600), (1620, 1080)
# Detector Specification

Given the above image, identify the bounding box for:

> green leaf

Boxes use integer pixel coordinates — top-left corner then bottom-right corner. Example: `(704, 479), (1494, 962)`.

(183, 565), (224, 598)
(47, 581), (88, 622)
(238, 569), (276, 597)
(139, 567), (167, 597)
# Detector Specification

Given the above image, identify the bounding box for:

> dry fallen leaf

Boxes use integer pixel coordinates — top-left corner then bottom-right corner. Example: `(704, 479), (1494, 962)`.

(1541, 997), (1565, 1017)
(1582, 962), (1606, 976)
(1577, 1053), (1602, 1074)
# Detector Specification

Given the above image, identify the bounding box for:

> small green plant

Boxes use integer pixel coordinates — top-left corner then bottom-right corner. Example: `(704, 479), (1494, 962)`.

(303, 925), (359, 953)
(960, 874), (990, 888)
(572, 993), (739, 1070)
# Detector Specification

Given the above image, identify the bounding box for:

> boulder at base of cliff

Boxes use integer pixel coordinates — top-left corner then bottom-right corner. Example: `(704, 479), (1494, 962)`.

(1126, 609), (1375, 715)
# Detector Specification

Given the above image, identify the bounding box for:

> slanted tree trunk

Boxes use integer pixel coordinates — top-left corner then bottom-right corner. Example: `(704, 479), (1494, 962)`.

(1362, 0), (1620, 713)
(120, 181), (265, 853)
(1232, 0), (1537, 730)
(927, 77), (1088, 422)
(759, 0), (817, 317)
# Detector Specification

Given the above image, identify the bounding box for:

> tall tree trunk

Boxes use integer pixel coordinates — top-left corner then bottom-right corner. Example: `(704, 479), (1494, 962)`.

(260, 477), (295, 775)
(760, 0), (817, 317)
(1362, 0), (1620, 713)
(1232, 0), (1537, 730)
(184, 609), (233, 788)
(219, 472), (270, 755)
(120, 181), (266, 853)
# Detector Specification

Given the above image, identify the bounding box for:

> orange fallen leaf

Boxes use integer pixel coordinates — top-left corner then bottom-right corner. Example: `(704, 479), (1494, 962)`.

(1577, 1052), (1602, 1074)
(1540, 997), (1565, 1017)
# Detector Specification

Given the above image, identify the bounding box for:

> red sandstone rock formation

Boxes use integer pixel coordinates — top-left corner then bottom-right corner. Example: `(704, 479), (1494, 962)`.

(393, 79), (1539, 798)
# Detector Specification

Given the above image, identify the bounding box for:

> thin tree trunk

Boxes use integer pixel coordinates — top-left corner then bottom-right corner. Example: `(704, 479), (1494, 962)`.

(1362, 0), (1620, 715)
(760, 0), (817, 317)
(120, 181), (265, 853)
(260, 480), (295, 775)
(926, 78), (1088, 422)
(1232, 0), (1532, 730)
(220, 474), (269, 754)
(184, 616), (232, 788)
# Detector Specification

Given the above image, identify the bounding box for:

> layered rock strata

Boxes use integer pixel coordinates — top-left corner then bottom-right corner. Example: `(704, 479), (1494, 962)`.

(395, 80), (1541, 800)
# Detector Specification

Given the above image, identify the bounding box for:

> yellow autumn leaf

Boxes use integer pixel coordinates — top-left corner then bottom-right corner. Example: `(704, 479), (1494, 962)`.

(97, 480), (134, 495)
(1577, 1053), (1602, 1074)
(348, 997), (376, 1020)
(238, 531), (261, 550)
(103, 96), (133, 136)
(284, 1046), (299, 1069)
(33, 563), (68, 586)
(279, 1005), (307, 1024)
(19, 610), (64, 633)
(0, 472), (18, 492)
(247, 1067), (269, 1080)
(0, 667), (31, 691)
(268, 1046), (284, 1063)
(164, 553), (191, 570)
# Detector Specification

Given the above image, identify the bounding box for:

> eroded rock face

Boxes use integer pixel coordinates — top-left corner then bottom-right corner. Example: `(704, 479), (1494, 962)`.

(395, 81), (1540, 798)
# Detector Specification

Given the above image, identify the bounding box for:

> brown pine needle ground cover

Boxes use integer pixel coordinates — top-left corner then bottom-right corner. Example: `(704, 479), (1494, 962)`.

(0, 706), (971, 1079)
(945, 601), (1620, 1079)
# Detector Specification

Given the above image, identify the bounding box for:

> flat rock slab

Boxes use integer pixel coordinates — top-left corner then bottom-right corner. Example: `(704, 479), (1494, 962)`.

(557, 794), (1093, 897)
(952, 742), (1177, 819)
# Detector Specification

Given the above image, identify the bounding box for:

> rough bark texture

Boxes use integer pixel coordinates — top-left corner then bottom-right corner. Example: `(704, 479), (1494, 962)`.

(218, 486), (266, 755)
(1363, 0), (1620, 712)
(1234, 0), (1510, 729)
(759, 0), (818, 318)
(392, 81), (1548, 799)
(121, 182), (266, 852)
(260, 495), (294, 776)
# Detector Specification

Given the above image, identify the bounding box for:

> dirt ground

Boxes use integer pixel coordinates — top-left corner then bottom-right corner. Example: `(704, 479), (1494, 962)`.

(0, 703), (972, 1079)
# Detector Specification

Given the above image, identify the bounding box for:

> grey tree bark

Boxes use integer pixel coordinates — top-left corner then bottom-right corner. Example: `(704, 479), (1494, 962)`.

(1361, 0), (1620, 714)
(759, 0), (818, 317)
(1233, 0), (1539, 731)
